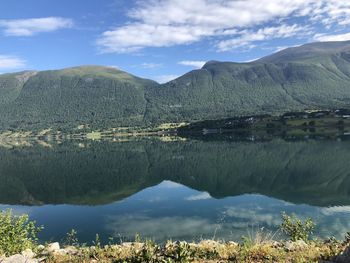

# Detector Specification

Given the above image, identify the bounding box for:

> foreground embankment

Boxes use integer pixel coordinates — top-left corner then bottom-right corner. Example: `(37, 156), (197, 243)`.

(2, 238), (350, 263)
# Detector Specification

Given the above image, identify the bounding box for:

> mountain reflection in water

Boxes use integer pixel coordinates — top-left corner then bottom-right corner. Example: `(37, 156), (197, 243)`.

(0, 135), (349, 243)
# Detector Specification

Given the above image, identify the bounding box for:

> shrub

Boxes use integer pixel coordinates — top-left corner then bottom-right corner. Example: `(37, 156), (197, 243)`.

(0, 209), (43, 256)
(281, 212), (315, 242)
(64, 229), (79, 247)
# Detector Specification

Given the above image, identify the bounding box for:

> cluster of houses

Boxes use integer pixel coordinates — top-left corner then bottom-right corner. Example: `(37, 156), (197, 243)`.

(181, 108), (350, 135)
(282, 109), (350, 120)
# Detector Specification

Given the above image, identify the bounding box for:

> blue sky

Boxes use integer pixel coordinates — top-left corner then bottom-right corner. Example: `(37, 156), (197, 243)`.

(1, 0), (350, 82)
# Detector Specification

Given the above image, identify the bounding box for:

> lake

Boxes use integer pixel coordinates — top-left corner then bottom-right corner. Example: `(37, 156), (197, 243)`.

(0, 135), (350, 244)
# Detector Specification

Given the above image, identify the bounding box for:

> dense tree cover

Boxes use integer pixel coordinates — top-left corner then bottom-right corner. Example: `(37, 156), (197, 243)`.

(0, 66), (157, 130)
(0, 137), (350, 206)
(1, 41), (350, 130)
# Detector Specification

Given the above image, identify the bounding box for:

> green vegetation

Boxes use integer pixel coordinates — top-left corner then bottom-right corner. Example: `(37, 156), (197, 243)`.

(40, 240), (346, 262)
(64, 229), (79, 247)
(1, 138), (350, 207)
(178, 109), (350, 138)
(145, 41), (350, 123)
(281, 213), (315, 242)
(0, 211), (349, 262)
(1, 41), (350, 130)
(0, 209), (42, 256)
(0, 66), (157, 131)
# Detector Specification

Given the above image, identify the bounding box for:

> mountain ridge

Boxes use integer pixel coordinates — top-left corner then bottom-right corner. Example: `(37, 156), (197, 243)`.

(1, 40), (350, 130)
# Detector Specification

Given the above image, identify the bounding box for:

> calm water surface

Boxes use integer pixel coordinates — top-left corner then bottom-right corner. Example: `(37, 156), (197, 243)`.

(0, 136), (350, 243)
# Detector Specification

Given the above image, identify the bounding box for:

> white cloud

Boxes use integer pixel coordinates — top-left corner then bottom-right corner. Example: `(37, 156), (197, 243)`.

(153, 74), (179, 83)
(0, 17), (73, 36)
(309, 1), (350, 26)
(178, 60), (206, 68)
(217, 24), (310, 51)
(107, 65), (121, 70)
(185, 192), (211, 201)
(314, 32), (350, 42)
(105, 215), (218, 241)
(0, 55), (26, 70)
(141, 62), (162, 69)
(97, 0), (350, 53)
(321, 206), (350, 215)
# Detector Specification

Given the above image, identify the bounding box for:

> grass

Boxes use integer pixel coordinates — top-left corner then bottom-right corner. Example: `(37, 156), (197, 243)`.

(41, 238), (347, 262)
(86, 131), (102, 140)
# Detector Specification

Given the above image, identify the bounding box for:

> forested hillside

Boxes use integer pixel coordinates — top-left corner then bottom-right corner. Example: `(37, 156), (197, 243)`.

(1, 41), (350, 130)
(0, 138), (349, 206)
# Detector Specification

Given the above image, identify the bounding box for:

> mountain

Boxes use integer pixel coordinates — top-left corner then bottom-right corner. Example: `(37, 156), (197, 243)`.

(1, 41), (350, 130)
(145, 41), (350, 122)
(0, 66), (157, 130)
(1, 138), (350, 206)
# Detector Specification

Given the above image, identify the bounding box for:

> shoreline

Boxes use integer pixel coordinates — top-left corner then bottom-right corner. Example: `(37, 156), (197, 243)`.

(1, 238), (350, 262)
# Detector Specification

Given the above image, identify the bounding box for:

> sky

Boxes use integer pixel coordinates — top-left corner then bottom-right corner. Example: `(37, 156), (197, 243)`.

(1, 0), (350, 83)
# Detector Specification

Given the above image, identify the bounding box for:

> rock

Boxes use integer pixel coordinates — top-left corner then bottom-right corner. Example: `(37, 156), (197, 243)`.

(46, 242), (60, 253)
(2, 254), (38, 263)
(295, 240), (308, 248)
(121, 242), (144, 250)
(64, 246), (78, 255)
(199, 240), (220, 247)
(36, 257), (47, 262)
(37, 245), (45, 251)
(335, 246), (350, 263)
(53, 249), (67, 256)
(122, 242), (143, 247)
(188, 242), (198, 248)
(227, 241), (239, 246)
(285, 240), (308, 251)
(21, 249), (35, 258)
(271, 241), (282, 248)
(109, 244), (120, 250)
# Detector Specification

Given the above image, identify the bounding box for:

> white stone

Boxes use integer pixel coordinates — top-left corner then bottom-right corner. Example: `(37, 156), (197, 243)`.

(199, 240), (219, 247)
(2, 254), (38, 263)
(21, 249), (35, 258)
(46, 242), (60, 253)
(285, 240), (308, 251)
(227, 241), (239, 246)
(295, 240), (308, 248)
(37, 245), (45, 251)
(53, 249), (67, 256)
(64, 246), (78, 255)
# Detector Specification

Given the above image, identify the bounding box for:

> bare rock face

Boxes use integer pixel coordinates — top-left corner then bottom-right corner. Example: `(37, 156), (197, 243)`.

(15, 71), (38, 85)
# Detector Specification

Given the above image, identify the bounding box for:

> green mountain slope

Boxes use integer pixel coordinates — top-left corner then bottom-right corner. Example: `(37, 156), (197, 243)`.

(1, 41), (350, 129)
(0, 66), (157, 130)
(145, 41), (350, 122)
(0, 71), (37, 105)
(0, 138), (349, 206)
